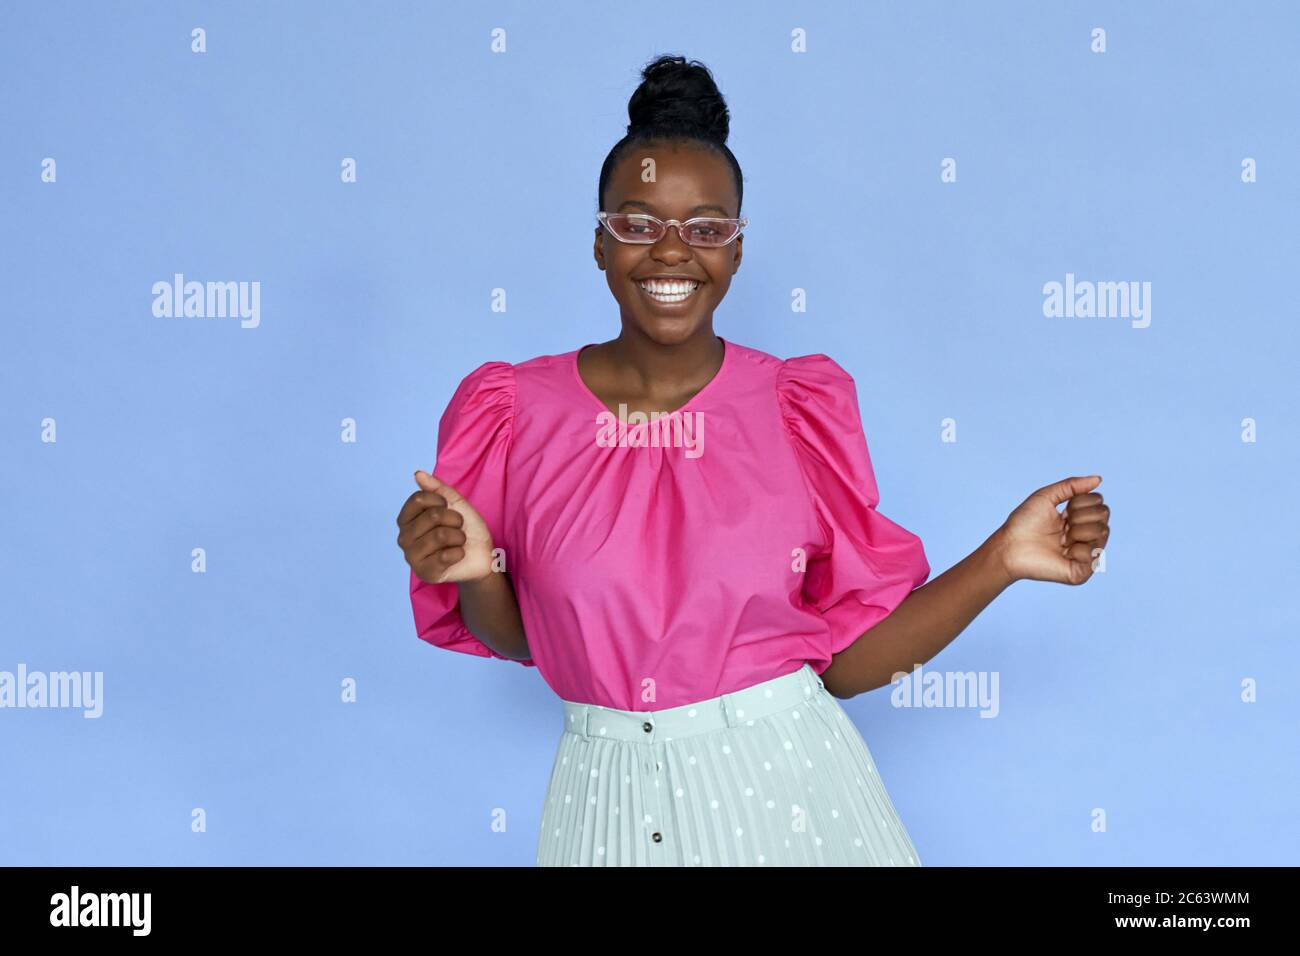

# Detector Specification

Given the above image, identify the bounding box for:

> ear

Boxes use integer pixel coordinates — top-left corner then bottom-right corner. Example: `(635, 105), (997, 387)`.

(593, 227), (607, 271)
(731, 235), (742, 274)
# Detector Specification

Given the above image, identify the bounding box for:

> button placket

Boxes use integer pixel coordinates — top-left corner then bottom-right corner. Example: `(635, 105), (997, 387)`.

(641, 719), (655, 774)
(646, 740), (669, 855)
(635, 718), (669, 857)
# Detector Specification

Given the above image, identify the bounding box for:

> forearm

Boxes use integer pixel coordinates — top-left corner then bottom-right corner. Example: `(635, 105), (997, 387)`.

(821, 530), (1015, 699)
(458, 570), (531, 660)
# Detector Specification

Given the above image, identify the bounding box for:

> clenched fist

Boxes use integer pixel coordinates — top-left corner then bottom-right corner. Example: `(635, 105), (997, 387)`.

(994, 474), (1111, 586)
(397, 470), (497, 584)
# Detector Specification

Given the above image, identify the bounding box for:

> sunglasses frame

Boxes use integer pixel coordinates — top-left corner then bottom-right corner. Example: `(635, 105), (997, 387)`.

(596, 211), (749, 248)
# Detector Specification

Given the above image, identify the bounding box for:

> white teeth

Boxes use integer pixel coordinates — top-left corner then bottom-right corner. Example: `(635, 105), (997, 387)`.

(638, 279), (700, 303)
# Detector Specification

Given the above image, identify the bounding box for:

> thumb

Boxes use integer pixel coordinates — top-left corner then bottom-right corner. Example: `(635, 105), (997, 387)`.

(414, 469), (462, 503)
(1042, 474), (1102, 506)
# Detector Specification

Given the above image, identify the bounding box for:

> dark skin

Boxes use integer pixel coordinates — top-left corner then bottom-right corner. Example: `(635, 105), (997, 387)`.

(396, 140), (1113, 696)
(578, 140), (740, 418)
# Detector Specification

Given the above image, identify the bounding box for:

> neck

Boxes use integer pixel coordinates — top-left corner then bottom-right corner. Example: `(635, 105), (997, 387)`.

(605, 326), (723, 396)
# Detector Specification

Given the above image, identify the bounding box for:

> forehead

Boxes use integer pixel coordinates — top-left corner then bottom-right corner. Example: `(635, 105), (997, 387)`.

(605, 141), (737, 217)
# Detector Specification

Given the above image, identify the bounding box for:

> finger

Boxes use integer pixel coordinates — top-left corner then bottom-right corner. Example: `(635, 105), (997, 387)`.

(411, 491), (459, 520)
(1065, 541), (1098, 564)
(397, 504), (463, 548)
(418, 528), (467, 562)
(424, 498), (462, 526)
(429, 545), (466, 570)
(1040, 475), (1102, 508)
(417, 470), (464, 507)
(397, 476), (450, 523)
(398, 493), (459, 538)
(413, 546), (467, 584)
(1065, 504), (1110, 526)
(1065, 493), (1104, 510)
(1066, 522), (1109, 544)
(407, 524), (468, 563)
(396, 489), (431, 527)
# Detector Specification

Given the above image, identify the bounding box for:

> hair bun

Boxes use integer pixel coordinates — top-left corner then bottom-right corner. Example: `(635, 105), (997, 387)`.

(626, 55), (729, 145)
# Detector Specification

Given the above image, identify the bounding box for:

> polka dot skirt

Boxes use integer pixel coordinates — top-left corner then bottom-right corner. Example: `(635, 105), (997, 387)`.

(536, 663), (921, 866)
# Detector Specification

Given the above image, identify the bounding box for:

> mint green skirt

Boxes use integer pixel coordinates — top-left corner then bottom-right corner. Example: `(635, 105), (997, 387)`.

(536, 663), (922, 866)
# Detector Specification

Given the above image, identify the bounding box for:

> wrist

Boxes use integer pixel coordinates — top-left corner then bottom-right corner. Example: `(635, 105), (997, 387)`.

(980, 528), (1018, 590)
(457, 569), (497, 590)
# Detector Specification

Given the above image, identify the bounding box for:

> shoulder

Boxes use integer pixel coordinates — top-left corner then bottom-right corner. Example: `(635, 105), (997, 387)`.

(449, 344), (579, 397)
(439, 360), (517, 442)
(509, 347), (579, 394)
(775, 350), (858, 407)
(768, 350), (861, 431)
(435, 360), (517, 457)
(776, 352), (855, 390)
(708, 340), (860, 423)
(718, 340), (855, 387)
(706, 341), (863, 441)
(447, 359), (516, 413)
(447, 346), (589, 420)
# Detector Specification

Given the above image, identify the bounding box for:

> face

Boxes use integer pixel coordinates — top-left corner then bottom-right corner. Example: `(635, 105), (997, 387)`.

(594, 140), (743, 346)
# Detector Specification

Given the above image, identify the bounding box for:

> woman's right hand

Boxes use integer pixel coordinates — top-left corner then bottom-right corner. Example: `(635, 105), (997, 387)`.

(397, 470), (497, 584)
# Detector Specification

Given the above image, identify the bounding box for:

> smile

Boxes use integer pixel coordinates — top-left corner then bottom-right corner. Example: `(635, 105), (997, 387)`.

(637, 278), (701, 304)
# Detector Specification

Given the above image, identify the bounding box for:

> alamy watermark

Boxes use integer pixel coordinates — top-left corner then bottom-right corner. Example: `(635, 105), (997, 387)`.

(0, 664), (103, 718)
(152, 273), (260, 328)
(1042, 272), (1150, 328)
(595, 406), (705, 459)
(50, 886), (150, 935)
(890, 663), (999, 718)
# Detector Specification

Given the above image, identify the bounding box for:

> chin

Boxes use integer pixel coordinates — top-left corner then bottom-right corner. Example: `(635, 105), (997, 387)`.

(636, 313), (707, 340)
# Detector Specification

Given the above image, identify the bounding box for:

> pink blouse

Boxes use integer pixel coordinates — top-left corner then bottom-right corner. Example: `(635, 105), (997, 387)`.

(409, 337), (930, 712)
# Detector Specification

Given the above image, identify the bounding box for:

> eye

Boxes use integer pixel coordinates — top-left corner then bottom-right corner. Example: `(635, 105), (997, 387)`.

(685, 221), (726, 242)
(617, 215), (658, 236)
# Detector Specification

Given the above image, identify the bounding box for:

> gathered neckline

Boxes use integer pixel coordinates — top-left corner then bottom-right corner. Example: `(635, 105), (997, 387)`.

(571, 336), (731, 418)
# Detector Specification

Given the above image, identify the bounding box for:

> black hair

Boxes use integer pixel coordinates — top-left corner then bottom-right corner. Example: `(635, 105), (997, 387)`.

(597, 55), (744, 217)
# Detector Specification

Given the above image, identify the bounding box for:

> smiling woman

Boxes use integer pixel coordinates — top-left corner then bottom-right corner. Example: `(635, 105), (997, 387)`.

(402, 50), (1112, 870)
(399, 53), (937, 868)
(589, 58), (746, 369)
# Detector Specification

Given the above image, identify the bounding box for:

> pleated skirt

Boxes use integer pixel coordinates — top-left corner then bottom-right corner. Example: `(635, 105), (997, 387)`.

(535, 662), (922, 866)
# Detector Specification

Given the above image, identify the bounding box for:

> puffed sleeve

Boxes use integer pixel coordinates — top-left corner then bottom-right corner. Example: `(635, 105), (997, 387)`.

(776, 354), (931, 657)
(409, 360), (536, 666)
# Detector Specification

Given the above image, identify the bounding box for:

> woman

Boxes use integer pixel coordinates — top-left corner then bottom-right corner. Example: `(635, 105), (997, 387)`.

(396, 55), (1111, 866)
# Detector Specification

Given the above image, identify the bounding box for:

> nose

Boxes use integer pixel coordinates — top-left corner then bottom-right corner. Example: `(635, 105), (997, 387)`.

(651, 223), (694, 259)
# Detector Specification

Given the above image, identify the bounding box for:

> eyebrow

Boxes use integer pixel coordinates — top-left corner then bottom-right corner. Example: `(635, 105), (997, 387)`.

(616, 200), (734, 217)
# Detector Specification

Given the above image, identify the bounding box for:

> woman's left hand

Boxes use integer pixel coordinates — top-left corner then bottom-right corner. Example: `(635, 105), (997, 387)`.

(992, 475), (1110, 585)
